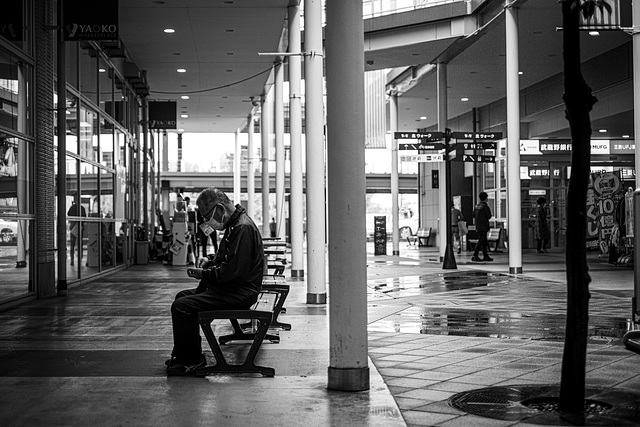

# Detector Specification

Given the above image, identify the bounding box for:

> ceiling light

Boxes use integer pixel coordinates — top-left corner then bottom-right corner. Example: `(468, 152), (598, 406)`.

(589, 31), (600, 36)
(181, 114), (188, 118)
(164, 28), (175, 33)
(181, 95), (189, 100)
(99, 68), (106, 73)
(461, 97), (469, 102)
(622, 135), (631, 138)
(598, 129), (607, 133)
(419, 116), (427, 120)
(518, 71), (523, 75)
(177, 68), (186, 73)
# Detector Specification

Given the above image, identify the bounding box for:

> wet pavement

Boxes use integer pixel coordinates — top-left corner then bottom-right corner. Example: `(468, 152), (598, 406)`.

(1, 243), (639, 426)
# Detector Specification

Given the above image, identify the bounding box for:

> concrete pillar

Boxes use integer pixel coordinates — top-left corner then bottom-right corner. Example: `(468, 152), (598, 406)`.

(325, 0), (369, 392)
(390, 91), (400, 256)
(304, 0), (326, 303)
(234, 129), (241, 204)
(506, 3), (523, 273)
(142, 95), (149, 238)
(437, 63), (448, 262)
(275, 63), (286, 240)
(288, 5), (304, 277)
(634, 0), (640, 180)
(56, 3), (67, 290)
(247, 115), (255, 218)
(261, 95), (271, 236)
(161, 131), (170, 221)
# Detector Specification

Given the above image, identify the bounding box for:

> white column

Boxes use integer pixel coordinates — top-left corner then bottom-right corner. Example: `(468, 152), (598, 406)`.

(234, 129), (241, 204)
(247, 115), (255, 218)
(437, 63), (448, 262)
(161, 131), (170, 220)
(275, 63), (286, 240)
(326, 0), (369, 392)
(289, 5), (304, 277)
(390, 91), (400, 256)
(634, 0), (640, 180)
(304, 0), (326, 303)
(506, 3), (523, 273)
(261, 95), (271, 236)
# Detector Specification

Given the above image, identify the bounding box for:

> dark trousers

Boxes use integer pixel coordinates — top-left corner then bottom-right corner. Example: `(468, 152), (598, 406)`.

(536, 239), (548, 252)
(171, 288), (257, 362)
(473, 230), (489, 258)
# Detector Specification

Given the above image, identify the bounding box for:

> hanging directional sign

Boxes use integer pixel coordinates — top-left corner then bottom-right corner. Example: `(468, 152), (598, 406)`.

(400, 154), (444, 163)
(399, 142), (444, 151)
(451, 132), (502, 140)
(461, 142), (497, 150)
(461, 154), (496, 163)
(394, 131), (444, 140)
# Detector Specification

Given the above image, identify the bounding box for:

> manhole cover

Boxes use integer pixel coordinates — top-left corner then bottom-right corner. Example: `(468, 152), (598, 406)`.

(448, 385), (640, 425)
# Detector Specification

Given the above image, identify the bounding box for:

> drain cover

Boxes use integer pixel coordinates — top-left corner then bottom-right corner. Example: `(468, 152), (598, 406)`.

(448, 385), (640, 425)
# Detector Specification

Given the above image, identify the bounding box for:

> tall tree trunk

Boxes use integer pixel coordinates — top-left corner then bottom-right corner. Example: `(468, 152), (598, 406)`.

(559, 1), (597, 422)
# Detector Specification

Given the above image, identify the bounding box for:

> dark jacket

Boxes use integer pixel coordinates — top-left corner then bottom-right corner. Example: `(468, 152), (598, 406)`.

(199, 205), (264, 298)
(474, 201), (492, 232)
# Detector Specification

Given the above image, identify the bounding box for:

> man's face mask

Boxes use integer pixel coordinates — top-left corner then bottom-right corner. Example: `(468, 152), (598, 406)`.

(199, 204), (226, 235)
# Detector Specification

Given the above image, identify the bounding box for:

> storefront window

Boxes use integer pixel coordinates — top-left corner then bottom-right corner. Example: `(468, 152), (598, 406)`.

(99, 57), (113, 117)
(100, 115), (114, 168)
(79, 104), (97, 162)
(79, 47), (98, 106)
(60, 94), (79, 155)
(66, 42), (79, 90)
(0, 51), (31, 134)
(483, 162), (495, 190)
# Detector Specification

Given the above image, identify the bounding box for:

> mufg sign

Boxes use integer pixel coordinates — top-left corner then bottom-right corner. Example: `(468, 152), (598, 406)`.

(63, 0), (119, 41)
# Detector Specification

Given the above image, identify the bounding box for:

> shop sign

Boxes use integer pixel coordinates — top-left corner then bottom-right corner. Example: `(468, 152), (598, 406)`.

(539, 142), (571, 154)
(610, 141), (635, 154)
(586, 170), (623, 252)
(591, 140), (609, 155)
(400, 154), (443, 163)
(520, 140), (542, 155)
(63, 0), (119, 41)
(0, 1), (22, 42)
(149, 101), (177, 129)
(579, 0), (632, 30)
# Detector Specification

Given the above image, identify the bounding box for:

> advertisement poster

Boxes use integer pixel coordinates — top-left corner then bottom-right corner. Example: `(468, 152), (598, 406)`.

(586, 171), (623, 252)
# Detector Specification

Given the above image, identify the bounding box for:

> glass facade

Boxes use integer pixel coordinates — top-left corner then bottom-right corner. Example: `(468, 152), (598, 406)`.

(0, 1), (150, 306)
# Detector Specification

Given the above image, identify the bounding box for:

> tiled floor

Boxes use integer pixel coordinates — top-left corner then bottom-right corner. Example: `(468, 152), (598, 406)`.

(0, 244), (639, 426)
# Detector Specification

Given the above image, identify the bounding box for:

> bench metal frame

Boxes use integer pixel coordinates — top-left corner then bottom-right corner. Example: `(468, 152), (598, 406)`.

(196, 309), (275, 377)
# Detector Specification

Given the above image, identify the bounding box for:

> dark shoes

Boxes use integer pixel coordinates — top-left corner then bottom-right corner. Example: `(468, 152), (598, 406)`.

(471, 256), (493, 262)
(166, 354), (206, 376)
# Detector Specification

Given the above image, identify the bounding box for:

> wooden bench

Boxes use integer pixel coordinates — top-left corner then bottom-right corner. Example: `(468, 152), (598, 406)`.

(467, 227), (503, 252)
(195, 284), (290, 378)
(264, 239), (287, 276)
(416, 227), (432, 247)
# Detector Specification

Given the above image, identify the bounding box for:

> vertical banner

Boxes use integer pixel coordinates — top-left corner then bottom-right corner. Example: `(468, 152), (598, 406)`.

(63, 0), (119, 41)
(586, 171), (623, 252)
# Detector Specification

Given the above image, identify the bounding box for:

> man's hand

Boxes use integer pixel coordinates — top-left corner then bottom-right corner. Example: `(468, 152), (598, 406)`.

(195, 257), (210, 268)
(187, 268), (203, 280)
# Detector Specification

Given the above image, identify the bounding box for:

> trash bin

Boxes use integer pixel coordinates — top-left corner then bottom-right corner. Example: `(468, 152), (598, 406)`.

(135, 240), (149, 265)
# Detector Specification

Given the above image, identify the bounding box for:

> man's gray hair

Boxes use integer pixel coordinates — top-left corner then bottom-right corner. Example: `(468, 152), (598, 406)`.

(196, 187), (231, 208)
